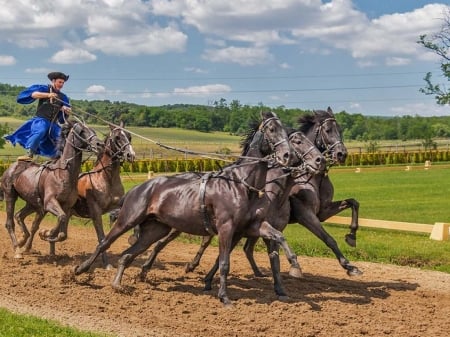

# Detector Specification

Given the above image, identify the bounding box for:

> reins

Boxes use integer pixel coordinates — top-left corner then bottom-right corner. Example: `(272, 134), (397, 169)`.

(54, 96), (280, 164)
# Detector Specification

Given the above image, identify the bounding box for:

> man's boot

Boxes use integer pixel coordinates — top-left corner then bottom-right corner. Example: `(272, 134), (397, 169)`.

(17, 150), (34, 161)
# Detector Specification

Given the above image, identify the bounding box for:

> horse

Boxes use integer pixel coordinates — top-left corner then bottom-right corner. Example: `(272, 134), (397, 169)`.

(242, 107), (362, 277)
(70, 121), (135, 268)
(74, 111), (300, 305)
(137, 128), (326, 296)
(0, 120), (103, 259)
(156, 107), (362, 278)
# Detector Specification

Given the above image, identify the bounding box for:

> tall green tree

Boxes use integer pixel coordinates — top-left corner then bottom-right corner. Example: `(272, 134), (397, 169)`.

(417, 9), (450, 104)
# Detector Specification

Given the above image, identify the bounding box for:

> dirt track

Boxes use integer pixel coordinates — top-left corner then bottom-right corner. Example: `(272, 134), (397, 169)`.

(0, 213), (449, 337)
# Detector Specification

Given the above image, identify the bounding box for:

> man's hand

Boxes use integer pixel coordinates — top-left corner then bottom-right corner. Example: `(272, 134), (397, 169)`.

(62, 106), (72, 114)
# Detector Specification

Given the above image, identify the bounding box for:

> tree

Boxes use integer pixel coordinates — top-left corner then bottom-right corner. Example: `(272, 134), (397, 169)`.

(417, 9), (450, 104)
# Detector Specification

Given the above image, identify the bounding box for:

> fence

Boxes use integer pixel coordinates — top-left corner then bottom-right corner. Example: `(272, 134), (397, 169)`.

(327, 215), (449, 241)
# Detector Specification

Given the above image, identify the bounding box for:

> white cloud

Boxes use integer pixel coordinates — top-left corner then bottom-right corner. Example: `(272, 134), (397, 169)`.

(86, 85), (107, 95)
(390, 102), (450, 117)
(173, 84), (231, 96)
(203, 46), (272, 66)
(0, 55), (16, 66)
(50, 48), (97, 64)
(84, 25), (187, 56)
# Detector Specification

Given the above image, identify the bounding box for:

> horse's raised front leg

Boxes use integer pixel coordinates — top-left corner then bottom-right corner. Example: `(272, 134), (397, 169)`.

(318, 198), (360, 247)
(38, 199), (68, 244)
(295, 205), (362, 276)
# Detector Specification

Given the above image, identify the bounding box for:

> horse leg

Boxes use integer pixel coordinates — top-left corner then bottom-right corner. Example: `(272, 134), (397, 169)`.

(4, 193), (21, 258)
(38, 200), (68, 243)
(22, 212), (45, 253)
(88, 206), (111, 269)
(75, 211), (145, 275)
(262, 238), (289, 300)
(185, 234), (213, 273)
(243, 237), (266, 277)
(216, 222), (236, 306)
(295, 205), (362, 276)
(203, 233), (243, 292)
(140, 228), (181, 281)
(13, 203), (35, 248)
(15, 205), (45, 254)
(245, 221), (301, 298)
(318, 198), (360, 247)
(113, 221), (171, 290)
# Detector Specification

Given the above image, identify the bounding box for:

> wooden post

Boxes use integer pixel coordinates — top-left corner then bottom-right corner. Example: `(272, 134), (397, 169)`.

(429, 223), (449, 241)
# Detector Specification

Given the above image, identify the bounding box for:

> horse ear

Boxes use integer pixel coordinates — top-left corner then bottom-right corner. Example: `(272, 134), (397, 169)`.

(120, 120), (124, 128)
(327, 106), (333, 114)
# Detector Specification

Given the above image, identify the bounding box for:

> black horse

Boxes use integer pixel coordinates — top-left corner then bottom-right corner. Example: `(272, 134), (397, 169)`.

(242, 107), (362, 276)
(137, 128), (326, 296)
(74, 111), (303, 305)
(0, 121), (103, 258)
(156, 107), (362, 278)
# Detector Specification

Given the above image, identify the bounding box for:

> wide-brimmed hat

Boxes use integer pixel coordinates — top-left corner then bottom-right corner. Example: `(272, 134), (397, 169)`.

(48, 72), (69, 81)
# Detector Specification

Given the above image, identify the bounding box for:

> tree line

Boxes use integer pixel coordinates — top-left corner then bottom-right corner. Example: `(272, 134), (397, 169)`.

(1, 83), (449, 143)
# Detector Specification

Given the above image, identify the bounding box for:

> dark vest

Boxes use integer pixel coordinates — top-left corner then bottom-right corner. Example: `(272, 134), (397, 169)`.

(36, 85), (64, 121)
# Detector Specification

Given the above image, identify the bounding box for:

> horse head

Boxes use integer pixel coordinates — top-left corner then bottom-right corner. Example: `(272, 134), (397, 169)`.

(256, 111), (292, 166)
(299, 107), (347, 165)
(69, 121), (104, 155)
(107, 120), (136, 163)
(287, 128), (326, 175)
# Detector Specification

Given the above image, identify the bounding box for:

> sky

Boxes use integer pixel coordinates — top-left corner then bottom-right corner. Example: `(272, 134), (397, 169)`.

(1, 0), (450, 117)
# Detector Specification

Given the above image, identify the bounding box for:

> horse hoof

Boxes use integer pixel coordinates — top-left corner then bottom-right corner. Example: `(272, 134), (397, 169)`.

(278, 295), (290, 302)
(289, 266), (303, 279)
(347, 267), (363, 276)
(128, 234), (138, 246)
(105, 264), (114, 271)
(14, 252), (24, 259)
(345, 234), (356, 247)
(220, 298), (233, 307)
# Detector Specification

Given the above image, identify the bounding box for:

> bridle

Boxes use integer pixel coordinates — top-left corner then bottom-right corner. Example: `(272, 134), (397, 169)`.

(314, 117), (344, 165)
(106, 127), (132, 162)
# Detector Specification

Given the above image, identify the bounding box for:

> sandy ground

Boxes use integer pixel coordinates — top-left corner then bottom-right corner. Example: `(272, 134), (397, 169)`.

(0, 212), (449, 337)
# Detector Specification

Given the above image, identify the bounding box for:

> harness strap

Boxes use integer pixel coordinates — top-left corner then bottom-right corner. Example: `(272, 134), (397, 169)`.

(199, 172), (215, 235)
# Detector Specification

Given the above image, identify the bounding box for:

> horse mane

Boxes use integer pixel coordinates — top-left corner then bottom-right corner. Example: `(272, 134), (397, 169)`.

(234, 111), (275, 164)
(54, 122), (73, 159)
(298, 108), (334, 134)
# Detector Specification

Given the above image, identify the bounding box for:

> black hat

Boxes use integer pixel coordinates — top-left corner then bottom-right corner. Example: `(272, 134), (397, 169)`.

(48, 72), (69, 81)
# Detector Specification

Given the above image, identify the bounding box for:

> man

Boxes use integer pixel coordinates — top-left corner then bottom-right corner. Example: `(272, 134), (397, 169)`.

(5, 71), (72, 161)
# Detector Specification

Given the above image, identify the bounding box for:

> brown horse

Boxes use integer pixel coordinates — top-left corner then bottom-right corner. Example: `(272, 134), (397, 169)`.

(0, 121), (103, 258)
(75, 111), (297, 305)
(71, 121), (135, 268)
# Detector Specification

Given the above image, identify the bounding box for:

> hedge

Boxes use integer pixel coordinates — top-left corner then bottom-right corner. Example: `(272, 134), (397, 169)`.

(0, 151), (448, 175)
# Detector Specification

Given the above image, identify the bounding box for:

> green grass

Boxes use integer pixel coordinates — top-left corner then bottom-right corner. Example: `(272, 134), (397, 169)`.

(0, 308), (110, 337)
(119, 165), (450, 273)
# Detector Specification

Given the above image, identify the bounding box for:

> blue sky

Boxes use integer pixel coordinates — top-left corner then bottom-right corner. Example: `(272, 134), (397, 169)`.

(1, 0), (449, 116)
